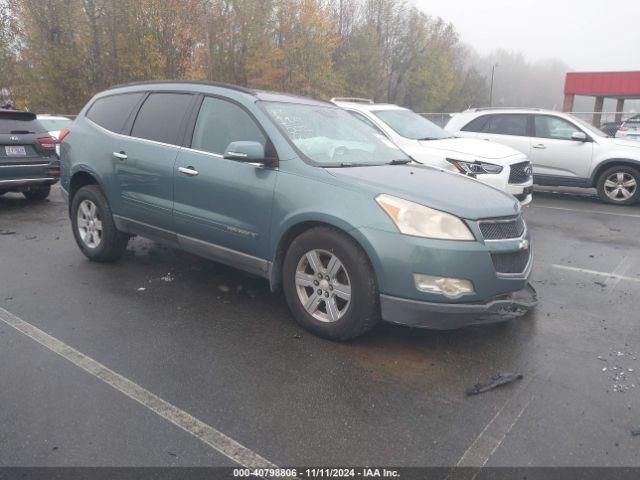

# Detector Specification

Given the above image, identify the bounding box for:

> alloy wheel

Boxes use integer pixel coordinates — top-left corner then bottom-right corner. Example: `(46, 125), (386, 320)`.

(295, 249), (352, 323)
(604, 172), (637, 201)
(77, 199), (103, 248)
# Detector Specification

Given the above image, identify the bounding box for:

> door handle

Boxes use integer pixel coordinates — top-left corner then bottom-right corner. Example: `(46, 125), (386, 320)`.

(113, 151), (127, 160)
(532, 144), (546, 149)
(178, 166), (199, 176)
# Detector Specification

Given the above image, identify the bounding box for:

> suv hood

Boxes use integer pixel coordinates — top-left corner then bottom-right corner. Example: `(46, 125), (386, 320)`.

(325, 164), (519, 220)
(612, 138), (640, 149)
(417, 137), (524, 163)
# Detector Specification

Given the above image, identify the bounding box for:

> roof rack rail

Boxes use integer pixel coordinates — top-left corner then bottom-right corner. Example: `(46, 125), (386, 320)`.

(104, 80), (256, 95)
(330, 97), (374, 104)
(472, 107), (541, 112)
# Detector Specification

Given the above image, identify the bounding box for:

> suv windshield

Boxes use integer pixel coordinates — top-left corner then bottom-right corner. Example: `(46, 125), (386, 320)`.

(373, 109), (451, 140)
(569, 115), (607, 137)
(263, 102), (409, 166)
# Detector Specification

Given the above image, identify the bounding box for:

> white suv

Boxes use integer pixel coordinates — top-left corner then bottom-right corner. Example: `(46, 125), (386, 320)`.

(331, 98), (533, 204)
(446, 108), (640, 205)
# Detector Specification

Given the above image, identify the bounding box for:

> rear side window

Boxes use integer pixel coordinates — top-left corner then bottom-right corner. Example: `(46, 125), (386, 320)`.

(486, 114), (528, 136)
(461, 115), (489, 132)
(87, 93), (144, 133)
(131, 93), (193, 145)
(191, 97), (265, 155)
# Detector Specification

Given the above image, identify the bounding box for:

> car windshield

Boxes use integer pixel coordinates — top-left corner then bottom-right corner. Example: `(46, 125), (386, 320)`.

(569, 115), (608, 137)
(263, 102), (409, 166)
(38, 117), (72, 131)
(373, 109), (451, 140)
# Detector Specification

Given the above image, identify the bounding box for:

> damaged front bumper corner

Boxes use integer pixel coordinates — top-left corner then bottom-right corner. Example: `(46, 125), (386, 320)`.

(380, 283), (538, 330)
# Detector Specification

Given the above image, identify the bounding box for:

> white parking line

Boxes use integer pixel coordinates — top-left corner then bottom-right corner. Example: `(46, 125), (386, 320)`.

(0, 307), (277, 469)
(552, 264), (640, 283)
(531, 205), (640, 218)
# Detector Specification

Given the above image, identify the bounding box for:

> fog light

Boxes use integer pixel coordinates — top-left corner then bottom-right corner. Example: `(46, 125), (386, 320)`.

(414, 274), (475, 299)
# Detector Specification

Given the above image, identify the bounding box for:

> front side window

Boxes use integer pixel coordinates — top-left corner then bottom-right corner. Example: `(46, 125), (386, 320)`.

(191, 97), (266, 155)
(87, 93), (144, 133)
(263, 102), (408, 166)
(131, 93), (193, 145)
(486, 114), (528, 137)
(461, 115), (490, 133)
(534, 115), (580, 140)
(373, 109), (450, 140)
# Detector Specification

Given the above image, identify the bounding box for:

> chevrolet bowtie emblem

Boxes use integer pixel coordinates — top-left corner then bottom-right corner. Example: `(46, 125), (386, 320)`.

(519, 239), (530, 251)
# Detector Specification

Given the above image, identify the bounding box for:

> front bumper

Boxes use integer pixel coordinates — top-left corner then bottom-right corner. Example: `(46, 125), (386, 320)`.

(381, 283), (538, 329)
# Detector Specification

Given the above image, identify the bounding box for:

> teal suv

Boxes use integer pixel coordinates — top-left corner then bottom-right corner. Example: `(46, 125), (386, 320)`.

(60, 81), (537, 340)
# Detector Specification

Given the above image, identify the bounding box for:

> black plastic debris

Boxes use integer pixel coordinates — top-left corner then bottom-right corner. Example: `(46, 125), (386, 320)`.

(0, 230), (16, 235)
(632, 428), (640, 437)
(466, 373), (523, 396)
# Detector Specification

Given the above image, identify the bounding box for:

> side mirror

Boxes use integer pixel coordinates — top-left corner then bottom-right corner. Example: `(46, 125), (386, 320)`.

(571, 131), (588, 142)
(223, 141), (267, 163)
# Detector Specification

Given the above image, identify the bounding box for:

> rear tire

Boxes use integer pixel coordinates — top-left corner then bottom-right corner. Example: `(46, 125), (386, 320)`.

(70, 185), (129, 262)
(282, 226), (380, 341)
(596, 166), (640, 205)
(22, 185), (51, 200)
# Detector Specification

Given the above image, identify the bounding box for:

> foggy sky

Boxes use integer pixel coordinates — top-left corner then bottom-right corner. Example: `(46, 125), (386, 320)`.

(412, 0), (640, 71)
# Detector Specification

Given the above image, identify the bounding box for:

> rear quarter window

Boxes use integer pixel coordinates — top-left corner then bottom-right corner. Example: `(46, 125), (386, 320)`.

(461, 115), (489, 132)
(86, 93), (145, 133)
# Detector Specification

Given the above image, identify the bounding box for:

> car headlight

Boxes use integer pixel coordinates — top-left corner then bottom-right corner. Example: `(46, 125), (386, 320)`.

(376, 194), (474, 240)
(447, 158), (503, 175)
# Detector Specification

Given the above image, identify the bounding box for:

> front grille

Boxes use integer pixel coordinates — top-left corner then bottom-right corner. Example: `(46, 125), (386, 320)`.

(509, 161), (532, 184)
(491, 250), (530, 274)
(479, 216), (526, 240)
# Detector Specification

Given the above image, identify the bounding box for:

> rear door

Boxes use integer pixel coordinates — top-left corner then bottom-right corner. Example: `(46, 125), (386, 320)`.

(0, 112), (57, 184)
(115, 92), (195, 232)
(173, 95), (277, 270)
(476, 114), (533, 157)
(530, 114), (593, 180)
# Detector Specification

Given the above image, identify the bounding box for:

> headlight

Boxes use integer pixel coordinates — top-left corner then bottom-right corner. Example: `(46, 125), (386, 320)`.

(376, 194), (474, 240)
(447, 158), (503, 175)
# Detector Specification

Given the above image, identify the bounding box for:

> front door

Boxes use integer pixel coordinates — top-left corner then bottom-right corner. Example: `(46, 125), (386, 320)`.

(530, 115), (593, 180)
(173, 96), (277, 274)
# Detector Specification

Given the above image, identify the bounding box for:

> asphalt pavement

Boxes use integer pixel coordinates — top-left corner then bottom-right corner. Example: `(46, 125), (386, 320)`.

(1, 185), (639, 469)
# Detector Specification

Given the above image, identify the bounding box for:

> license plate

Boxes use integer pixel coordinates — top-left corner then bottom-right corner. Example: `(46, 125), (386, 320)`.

(5, 146), (26, 156)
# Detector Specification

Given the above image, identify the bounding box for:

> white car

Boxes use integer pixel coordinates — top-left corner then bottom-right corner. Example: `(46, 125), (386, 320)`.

(331, 98), (533, 204)
(446, 108), (640, 205)
(37, 114), (73, 156)
(616, 114), (640, 142)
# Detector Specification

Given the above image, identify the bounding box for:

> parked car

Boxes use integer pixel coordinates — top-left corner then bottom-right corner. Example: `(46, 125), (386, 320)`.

(331, 98), (533, 204)
(60, 81), (536, 340)
(0, 109), (60, 200)
(446, 108), (640, 205)
(37, 114), (74, 156)
(616, 114), (640, 142)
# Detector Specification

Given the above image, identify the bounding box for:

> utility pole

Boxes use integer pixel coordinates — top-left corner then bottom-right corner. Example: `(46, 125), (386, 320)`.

(489, 63), (499, 107)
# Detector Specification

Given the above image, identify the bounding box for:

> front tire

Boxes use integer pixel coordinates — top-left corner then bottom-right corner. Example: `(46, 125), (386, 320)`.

(71, 185), (129, 262)
(22, 185), (51, 200)
(282, 226), (380, 341)
(596, 166), (640, 205)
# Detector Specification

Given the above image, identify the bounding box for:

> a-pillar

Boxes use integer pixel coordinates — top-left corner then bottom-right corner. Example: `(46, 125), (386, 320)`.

(592, 96), (604, 127)
(615, 98), (625, 122)
(562, 94), (575, 112)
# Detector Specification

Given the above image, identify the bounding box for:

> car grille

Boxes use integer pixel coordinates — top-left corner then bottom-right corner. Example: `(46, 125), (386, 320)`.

(509, 161), (532, 184)
(479, 216), (526, 240)
(491, 250), (530, 274)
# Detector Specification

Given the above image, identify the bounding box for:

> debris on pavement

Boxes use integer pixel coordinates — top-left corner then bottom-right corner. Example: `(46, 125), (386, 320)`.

(0, 230), (16, 235)
(631, 428), (640, 437)
(218, 284), (231, 293)
(24, 234), (37, 240)
(160, 273), (174, 282)
(465, 372), (523, 396)
(137, 287), (146, 291)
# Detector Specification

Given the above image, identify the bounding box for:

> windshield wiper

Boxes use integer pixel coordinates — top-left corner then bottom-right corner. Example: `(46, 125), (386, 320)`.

(388, 159), (411, 165)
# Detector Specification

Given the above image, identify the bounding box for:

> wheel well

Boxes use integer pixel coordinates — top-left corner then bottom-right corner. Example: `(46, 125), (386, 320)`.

(592, 161), (640, 186)
(269, 221), (373, 292)
(69, 171), (99, 204)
